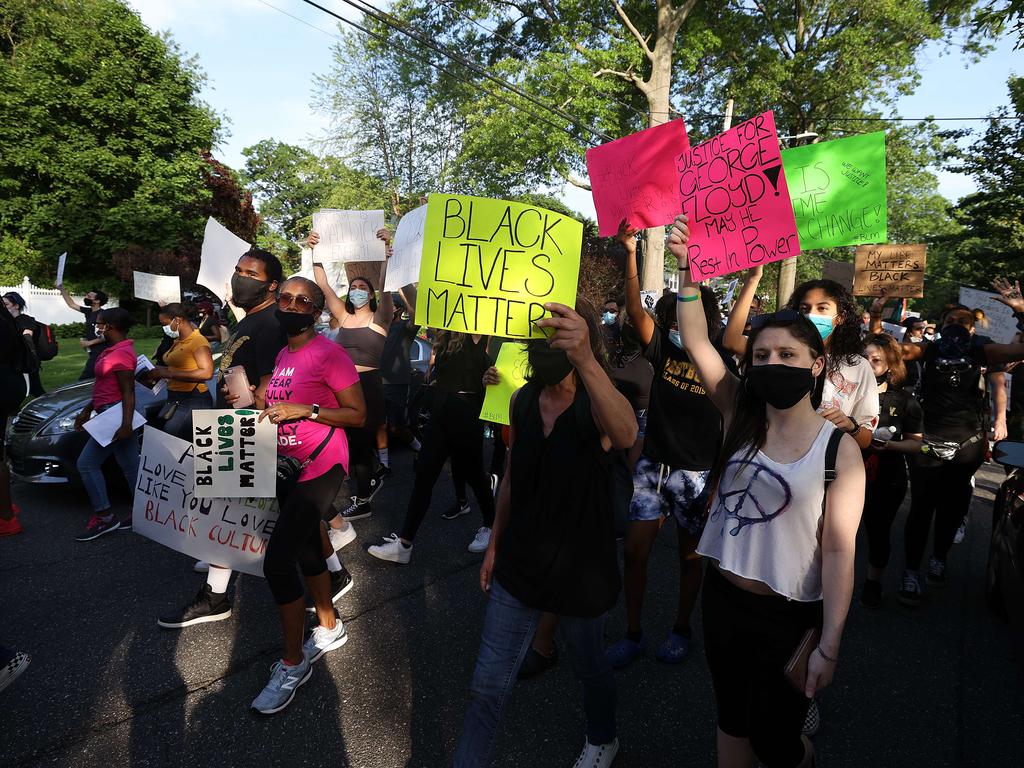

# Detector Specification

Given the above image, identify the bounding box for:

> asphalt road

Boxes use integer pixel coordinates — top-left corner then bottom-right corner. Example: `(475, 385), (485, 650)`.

(2, 446), (1022, 768)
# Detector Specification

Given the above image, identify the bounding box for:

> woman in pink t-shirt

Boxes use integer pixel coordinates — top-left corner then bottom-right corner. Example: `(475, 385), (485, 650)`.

(250, 276), (366, 716)
(73, 308), (141, 542)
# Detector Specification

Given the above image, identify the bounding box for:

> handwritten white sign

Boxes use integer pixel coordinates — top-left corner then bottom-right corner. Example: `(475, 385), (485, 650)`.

(384, 204), (427, 291)
(133, 426), (278, 577)
(311, 209), (386, 264)
(192, 408), (277, 498)
(133, 271), (181, 305)
(959, 286), (1018, 344)
(56, 252), (67, 286)
(198, 217), (251, 299)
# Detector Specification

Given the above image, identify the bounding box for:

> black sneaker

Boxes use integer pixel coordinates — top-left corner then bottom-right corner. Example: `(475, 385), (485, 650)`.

(442, 499), (471, 520)
(368, 466), (387, 499)
(898, 571), (923, 608)
(339, 496), (373, 521)
(926, 557), (947, 588)
(517, 644), (558, 680)
(157, 585), (232, 629)
(118, 515), (133, 532)
(860, 578), (882, 608)
(306, 567), (354, 613)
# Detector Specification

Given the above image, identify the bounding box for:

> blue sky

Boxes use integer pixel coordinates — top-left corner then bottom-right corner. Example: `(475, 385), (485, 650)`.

(127, 0), (1019, 219)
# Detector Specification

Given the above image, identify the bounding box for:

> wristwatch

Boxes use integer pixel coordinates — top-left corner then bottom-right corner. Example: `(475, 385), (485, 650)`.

(310, 403), (321, 421)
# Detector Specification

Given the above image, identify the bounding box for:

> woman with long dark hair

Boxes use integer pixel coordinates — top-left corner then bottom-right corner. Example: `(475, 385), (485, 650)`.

(368, 329), (497, 562)
(672, 215), (864, 768)
(859, 334), (924, 607)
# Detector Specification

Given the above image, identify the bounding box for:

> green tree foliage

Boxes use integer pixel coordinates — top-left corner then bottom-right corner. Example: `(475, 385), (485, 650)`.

(0, 0), (252, 292)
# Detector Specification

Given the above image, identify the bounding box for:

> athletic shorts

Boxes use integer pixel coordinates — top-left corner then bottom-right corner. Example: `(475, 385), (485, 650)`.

(628, 455), (710, 536)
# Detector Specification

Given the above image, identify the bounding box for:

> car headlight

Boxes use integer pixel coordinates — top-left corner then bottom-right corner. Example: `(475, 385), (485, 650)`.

(40, 415), (79, 436)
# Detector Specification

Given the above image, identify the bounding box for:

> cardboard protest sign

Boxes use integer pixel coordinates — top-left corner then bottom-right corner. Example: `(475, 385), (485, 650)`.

(679, 111), (800, 282)
(586, 119), (690, 237)
(192, 409), (277, 498)
(958, 287), (1019, 343)
(480, 342), (529, 425)
(384, 204), (428, 291)
(781, 132), (887, 250)
(133, 270), (181, 305)
(853, 244), (926, 298)
(416, 194), (583, 339)
(56, 252), (67, 286)
(311, 209), (386, 264)
(133, 427), (278, 577)
(198, 217), (251, 299)
(822, 260), (856, 290)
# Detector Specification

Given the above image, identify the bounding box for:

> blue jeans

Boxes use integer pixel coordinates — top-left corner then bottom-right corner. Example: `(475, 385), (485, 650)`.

(163, 390), (213, 442)
(453, 580), (617, 767)
(76, 431), (140, 513)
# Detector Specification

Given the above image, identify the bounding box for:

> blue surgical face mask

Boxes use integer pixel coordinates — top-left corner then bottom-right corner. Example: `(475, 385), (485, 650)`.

(805, 312), (834, 342)
(602, 311), (617, 325)
(349, 289), (370, 308)
(668, 329), (682, 349)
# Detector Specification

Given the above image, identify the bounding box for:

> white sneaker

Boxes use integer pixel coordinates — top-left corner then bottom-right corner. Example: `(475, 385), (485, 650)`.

(467, 527), (492, 553)
(193, 560), (209, 573)
(573, 737), (619, 767)
(328, 523), (357, 551)
(368, 533), (412, 564)
(489, 473), (500, 497)
(302, 619), (348, 663)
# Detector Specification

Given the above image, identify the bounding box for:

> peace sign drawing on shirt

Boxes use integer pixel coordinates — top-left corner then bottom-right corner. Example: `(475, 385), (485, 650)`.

(713, 460), (793, 536)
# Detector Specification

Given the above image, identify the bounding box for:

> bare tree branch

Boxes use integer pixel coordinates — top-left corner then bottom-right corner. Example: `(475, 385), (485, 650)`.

(614, 2), (654, 61)
(594, 67), (648, 93)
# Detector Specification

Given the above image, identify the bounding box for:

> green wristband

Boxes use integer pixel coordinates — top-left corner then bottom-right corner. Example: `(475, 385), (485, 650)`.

(677, 293), (699, 303)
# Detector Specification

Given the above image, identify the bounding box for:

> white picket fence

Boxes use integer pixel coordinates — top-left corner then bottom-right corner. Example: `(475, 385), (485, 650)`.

(0, 276), (118, 325)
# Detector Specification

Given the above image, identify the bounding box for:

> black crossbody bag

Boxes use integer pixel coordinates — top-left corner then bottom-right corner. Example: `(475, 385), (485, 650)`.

(276, 427), (336, 501)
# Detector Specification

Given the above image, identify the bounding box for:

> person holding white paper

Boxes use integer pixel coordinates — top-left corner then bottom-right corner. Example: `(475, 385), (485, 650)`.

(73, 308), (140, 541)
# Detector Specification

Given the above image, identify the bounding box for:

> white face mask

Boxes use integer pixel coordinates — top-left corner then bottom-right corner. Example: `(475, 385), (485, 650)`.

(162, 320), (180, 339)
(349, 289), (370, 308)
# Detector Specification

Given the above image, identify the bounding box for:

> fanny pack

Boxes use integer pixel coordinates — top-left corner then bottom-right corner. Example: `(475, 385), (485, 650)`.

(922, 432), (984, 462)
(276, 427), (335, 501)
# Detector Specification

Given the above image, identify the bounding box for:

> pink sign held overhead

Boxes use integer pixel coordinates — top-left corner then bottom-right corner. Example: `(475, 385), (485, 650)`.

(587, 119), (690, 237)
(678, 111), (800, 281)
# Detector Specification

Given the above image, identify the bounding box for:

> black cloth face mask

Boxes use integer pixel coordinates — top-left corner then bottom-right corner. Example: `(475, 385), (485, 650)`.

(230, 274), (270, 309)
(744, 363), (816, 410)
(275, 309), (316, 336)
(529, 344), (574, 386)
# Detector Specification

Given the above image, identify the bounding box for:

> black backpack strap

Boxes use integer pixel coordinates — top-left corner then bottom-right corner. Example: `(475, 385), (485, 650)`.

(299, 427), (336, 469)
(824, 427), (843, 489)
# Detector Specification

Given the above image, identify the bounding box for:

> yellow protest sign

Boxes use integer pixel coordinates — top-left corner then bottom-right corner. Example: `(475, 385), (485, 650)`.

(479, 342), (530, 425)
(416, 194), (583, 339)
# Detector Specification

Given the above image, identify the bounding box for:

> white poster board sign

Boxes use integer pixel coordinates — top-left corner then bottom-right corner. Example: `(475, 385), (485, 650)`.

(133, 271), (181, 305)
(198, 217), (251, 299)
(133, 426), (278, 577)
(192, 409), (277, 498)
(640, 291), (660, 312)
(384, 204), (427, 291)
(56, 252), (67, 286)
(311, 209), (386, 264)
(958, 286), (1018, 344)
(83, 406), (146, 447)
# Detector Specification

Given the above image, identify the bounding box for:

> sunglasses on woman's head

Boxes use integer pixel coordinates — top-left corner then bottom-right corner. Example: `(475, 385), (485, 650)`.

(748, 309), (802, 330)
(277, 293), (315, 311)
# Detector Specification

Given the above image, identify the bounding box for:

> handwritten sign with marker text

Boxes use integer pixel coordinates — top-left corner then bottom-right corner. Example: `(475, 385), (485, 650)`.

(133, 427), (278, 577)
(311, 209), (386, 264)
(56, 252), (67, 286)
(384, 204), (428, 291)
(192, 409), (277, 498)
(958, 287), (1019, 343)
(587, 119), (690, 237)
(853, 244), (926, 298)
(415, 194), (582, 339)
(480, 342), (529, 425)
(133, 271), (181, 305)
(680, 111), (799, 282)
(781, 132), (887, 250)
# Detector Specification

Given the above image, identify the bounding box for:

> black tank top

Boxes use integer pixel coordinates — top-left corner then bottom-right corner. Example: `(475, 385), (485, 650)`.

(335, 324), (386, 368)
(434, 335), (491, 395)
(495, 381), (622, 617)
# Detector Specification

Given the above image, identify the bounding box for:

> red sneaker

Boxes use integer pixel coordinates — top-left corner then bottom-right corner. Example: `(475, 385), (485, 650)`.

(75, 514), (119, 542)
(0, 516), (24, 537)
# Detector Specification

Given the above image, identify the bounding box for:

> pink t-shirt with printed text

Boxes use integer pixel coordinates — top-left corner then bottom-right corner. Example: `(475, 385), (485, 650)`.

(264, 334), (360, 481)
(92, 339), (137, 408)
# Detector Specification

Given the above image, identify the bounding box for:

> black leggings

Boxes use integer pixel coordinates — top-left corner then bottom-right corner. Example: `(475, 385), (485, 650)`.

(264, 465), (345, 605)
(702, 566), (821, 768)
(347, 370), (384, 500)
(862, 459), (908, 570)
(452, 429), (507, 500)
(904, 446), (983, 571)
(400, 392), (495, 542)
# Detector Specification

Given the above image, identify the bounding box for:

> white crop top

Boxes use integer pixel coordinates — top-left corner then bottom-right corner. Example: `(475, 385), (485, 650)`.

(697, 422), (837, 602)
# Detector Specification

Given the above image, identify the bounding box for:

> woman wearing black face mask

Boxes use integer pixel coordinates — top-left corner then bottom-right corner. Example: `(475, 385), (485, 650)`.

(250, 277), (367, 715)
(671, 215), (865, 768)
(368, 330), (497, 563)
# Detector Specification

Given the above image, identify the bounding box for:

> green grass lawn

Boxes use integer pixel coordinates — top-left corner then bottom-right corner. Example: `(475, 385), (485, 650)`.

(40, 346), (89, 391)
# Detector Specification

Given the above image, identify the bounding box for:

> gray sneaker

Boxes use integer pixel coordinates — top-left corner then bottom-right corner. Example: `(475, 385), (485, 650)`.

(302, 619), (348, 663)
(250, 659), (312, 714)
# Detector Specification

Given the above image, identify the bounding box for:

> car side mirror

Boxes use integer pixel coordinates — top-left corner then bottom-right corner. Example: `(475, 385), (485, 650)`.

(992, 440), (1024, 469)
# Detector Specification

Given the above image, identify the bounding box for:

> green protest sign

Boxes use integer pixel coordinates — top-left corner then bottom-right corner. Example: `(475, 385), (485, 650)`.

(781, 132), (887, 250)
(479, 342), (529, 425)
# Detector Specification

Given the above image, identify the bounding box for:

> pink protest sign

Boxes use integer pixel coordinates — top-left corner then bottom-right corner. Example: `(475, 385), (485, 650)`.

(587, 119), (690, 237)
(678, 111), (800, 281)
